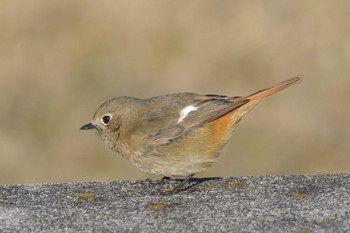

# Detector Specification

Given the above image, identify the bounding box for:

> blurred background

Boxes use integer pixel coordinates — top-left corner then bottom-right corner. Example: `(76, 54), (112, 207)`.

(0, 1), (349, 184)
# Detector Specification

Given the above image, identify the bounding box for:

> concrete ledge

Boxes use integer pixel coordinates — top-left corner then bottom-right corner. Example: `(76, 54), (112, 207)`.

(1, 174), (349, 232)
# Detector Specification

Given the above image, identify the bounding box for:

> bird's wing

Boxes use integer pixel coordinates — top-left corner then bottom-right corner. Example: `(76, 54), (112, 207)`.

(134, 94), (249, 144)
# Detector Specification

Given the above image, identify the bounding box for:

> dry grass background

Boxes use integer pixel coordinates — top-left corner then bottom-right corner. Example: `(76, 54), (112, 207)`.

(0, 1), (349, 184)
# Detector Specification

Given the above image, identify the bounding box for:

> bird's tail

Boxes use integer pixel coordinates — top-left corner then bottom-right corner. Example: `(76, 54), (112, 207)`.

(226, 77), (302, 124)
(232, 77), (302, 104)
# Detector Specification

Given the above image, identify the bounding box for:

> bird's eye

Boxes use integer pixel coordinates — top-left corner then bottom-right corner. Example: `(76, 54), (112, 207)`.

(101, 114), (112, 125)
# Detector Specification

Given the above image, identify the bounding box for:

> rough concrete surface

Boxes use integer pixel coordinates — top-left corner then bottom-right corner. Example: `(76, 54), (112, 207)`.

(0, 174), (349, 232)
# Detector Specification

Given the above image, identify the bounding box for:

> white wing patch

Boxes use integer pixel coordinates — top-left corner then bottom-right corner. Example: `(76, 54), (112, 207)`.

(177, 105), (198, 123)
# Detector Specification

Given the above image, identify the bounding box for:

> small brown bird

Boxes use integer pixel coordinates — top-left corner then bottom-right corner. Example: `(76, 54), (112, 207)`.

(81, 77), (302, 192)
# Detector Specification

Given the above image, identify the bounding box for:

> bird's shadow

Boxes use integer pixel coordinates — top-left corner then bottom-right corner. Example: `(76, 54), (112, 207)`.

(170, 177), (222, 192)
(145, 177), (222, 195)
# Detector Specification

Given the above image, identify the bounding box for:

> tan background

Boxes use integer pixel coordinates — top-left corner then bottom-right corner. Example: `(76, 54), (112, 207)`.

(1, 1), (349, 184)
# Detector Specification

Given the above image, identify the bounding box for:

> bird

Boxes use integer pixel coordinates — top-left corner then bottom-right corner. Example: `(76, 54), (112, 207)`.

(81, 77), (302, 193)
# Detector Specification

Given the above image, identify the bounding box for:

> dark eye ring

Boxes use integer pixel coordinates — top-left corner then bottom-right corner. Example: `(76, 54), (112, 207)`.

(101, 114), (112, 125)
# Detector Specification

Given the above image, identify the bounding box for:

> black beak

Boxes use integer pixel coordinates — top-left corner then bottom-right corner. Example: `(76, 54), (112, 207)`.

(80, 122), (95, 130)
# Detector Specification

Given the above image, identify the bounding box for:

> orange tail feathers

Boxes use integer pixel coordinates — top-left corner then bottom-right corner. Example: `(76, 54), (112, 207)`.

(232, 77), (302, 104)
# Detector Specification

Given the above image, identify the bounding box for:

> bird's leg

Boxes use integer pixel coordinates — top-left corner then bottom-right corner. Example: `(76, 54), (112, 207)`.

(171, 174), (195, 193)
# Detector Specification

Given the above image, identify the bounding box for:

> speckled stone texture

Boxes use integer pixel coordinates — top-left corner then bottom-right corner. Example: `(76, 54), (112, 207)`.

(0, 174), (349, 232)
